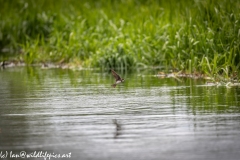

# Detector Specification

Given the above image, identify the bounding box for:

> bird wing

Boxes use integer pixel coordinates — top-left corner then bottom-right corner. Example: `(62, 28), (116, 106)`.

(111, 69), (121, 81)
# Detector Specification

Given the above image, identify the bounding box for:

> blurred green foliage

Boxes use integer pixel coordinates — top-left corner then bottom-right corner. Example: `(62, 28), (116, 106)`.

(0, 0), (239, 79)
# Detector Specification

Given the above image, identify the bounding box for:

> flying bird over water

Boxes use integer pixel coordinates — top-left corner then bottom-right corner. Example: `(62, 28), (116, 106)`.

(111, 69), (124, 88)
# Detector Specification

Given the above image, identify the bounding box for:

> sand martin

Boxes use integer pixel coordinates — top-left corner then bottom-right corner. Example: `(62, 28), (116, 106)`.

(111, 69), (124, 87)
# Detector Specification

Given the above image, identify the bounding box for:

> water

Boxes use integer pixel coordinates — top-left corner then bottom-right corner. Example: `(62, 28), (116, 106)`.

(0, 67), (240, 160)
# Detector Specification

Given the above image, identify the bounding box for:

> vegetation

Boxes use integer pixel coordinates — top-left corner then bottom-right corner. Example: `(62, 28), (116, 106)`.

(0, 0), (239, 80)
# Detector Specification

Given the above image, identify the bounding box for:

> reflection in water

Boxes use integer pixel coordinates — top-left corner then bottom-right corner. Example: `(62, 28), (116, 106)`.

(0, 67), (240, 160)
(113, 119), (122, 138)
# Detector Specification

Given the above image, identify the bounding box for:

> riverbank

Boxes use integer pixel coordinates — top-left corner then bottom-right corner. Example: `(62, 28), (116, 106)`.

(0, 0), (239, 80)
(1, 60), (239, 87)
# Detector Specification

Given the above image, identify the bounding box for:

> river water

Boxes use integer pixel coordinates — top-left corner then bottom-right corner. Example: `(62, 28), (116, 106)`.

(0, 67), (240, 160)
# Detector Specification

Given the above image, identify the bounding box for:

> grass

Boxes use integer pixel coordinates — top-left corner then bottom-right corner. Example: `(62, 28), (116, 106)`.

(0, 0), (239, 80)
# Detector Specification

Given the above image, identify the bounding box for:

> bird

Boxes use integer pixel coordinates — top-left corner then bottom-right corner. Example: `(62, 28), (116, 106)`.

(111, 69), (124, 87)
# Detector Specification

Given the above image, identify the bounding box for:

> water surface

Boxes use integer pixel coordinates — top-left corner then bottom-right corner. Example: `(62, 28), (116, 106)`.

(0, 67), (240, 160)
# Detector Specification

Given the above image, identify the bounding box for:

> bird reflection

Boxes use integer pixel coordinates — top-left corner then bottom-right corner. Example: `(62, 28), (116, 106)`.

(113, 119), (122, 138)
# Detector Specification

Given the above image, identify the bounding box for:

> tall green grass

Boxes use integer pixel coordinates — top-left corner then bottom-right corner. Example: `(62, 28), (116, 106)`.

(0, 0), (239, 79)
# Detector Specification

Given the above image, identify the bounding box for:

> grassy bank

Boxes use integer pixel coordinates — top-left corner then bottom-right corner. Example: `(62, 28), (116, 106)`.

(0, 0), (239, 80)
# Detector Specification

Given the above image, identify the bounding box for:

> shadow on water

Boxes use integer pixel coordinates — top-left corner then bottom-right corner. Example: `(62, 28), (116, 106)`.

(0, 67), (240, 160)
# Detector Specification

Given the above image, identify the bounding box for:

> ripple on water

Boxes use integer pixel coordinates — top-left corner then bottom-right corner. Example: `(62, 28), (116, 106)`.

(0, 68), (240, 160)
